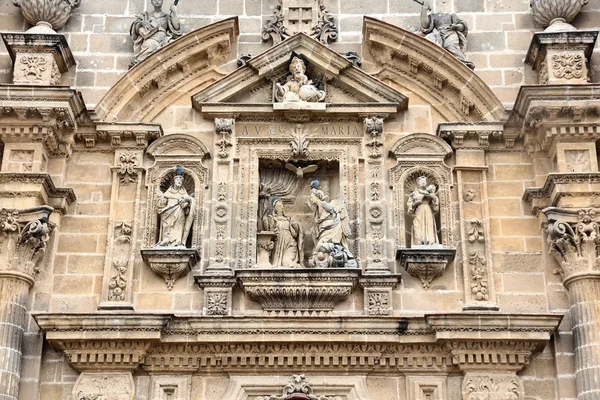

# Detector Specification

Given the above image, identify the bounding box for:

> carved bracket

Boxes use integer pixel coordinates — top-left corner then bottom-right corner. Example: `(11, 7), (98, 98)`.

(141, 248), (199, 290)
(237, 269), (360, 315)
(396, 248), (456, 289)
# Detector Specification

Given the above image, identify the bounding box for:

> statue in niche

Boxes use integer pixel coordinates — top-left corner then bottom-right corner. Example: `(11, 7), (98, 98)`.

(155, 166), (195, 247)
(275, 57), (326, 103)
(418, 0), (475, 69)
(129, 0), (183, 66)
(307, 180), (358, 268)
(262, 197), (304, 268)
(407, 175), (440, 247)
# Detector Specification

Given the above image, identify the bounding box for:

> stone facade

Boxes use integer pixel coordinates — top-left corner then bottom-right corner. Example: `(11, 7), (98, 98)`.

(0, 0), (599, 400)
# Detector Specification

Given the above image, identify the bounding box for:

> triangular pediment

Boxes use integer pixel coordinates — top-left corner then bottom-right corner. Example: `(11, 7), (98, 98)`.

(192, 33), (408, 117)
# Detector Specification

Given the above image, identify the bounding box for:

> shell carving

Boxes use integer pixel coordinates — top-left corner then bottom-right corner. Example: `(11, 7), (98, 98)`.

(13, 0), (80, 31)
(530, 0), (589, 28)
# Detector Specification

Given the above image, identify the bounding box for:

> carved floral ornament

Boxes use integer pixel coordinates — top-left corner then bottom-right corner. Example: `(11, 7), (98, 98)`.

(0, 206), (54, 283)
(543, 207), (600, 284)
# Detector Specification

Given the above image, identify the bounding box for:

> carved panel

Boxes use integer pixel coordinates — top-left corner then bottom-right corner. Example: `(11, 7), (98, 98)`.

(150, 375), (191, 400)
(462, 373), (524, 400)
(406, 375), (447, 400)
(73, 372), (135, 400)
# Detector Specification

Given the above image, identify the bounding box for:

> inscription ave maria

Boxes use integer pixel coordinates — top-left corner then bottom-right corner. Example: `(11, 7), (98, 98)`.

(238, 123), (362, 137)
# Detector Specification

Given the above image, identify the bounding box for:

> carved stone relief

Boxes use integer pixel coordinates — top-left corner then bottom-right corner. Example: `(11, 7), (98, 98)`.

(274, 57), (326, 109)
(262, 0), (338, 45)
(73, 372), (135, 400)
(256, 374), (342, 400)
(462, 373), (524, 400)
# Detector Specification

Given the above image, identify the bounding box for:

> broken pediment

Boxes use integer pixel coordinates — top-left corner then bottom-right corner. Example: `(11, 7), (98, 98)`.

(192, 33), (408, 119)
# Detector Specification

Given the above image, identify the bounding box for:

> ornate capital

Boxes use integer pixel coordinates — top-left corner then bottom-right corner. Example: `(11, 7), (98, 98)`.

(0, 206), (54, 285)
(543, 207), (600, 285)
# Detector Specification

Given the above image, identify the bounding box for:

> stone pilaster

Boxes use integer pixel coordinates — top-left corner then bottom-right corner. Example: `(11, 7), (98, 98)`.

(543, 207), (600, 400)
(0, 206), (54, 400)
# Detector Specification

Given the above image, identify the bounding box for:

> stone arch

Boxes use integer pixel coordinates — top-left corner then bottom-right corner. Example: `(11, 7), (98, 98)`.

(94, 18), (239, 123)
(363, 17), (507, 124)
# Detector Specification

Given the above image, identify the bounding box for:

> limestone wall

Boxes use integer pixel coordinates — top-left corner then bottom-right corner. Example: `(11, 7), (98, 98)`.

(1, 0), (599, 107)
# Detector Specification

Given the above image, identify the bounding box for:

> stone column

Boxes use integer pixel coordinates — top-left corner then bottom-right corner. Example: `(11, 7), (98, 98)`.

(0, 206), (54, 400)
(544, 207), (600, 400)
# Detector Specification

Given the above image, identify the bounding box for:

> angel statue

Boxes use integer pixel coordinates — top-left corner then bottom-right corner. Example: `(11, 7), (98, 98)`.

(275, 57), (326, 103)
(155, 166), (195, 247)
(407, 175), (440, 246)
(306, 180), (358, 268)
(129, 0), (183, 66)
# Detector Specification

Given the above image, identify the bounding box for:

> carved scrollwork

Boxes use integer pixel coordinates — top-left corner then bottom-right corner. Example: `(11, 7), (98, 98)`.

(364, 116), (384, 158)
(552, 53), (584, 80)
(215, 118), (234, 158)
(544, 208), (600, 283)
(462, 373), (524, 400)
(0, 206), (54, 280)
(116, 152), (139, 184)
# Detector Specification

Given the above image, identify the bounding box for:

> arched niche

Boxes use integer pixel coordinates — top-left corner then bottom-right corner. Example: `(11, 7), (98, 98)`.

(94, 18), (239, 123)
(389, 133), (453, 248)
(144, 134), (210, 249)
(363, 17), (507, 124)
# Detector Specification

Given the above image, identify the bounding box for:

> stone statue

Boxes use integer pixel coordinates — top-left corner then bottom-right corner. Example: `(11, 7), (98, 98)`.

(407, 175), (440, 246)
(307, 180), (358, 268)
(155, 166), (196, 247)
(130, 0), (183, 66)
(275, 57), (326, 103)
(419, 0), (474, 69)
(263, 197), (304, 268)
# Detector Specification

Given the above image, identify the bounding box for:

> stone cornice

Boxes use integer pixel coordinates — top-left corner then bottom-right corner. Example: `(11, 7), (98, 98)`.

(437, 121), (513, 149)
(522, 172), (600, 215)
(76, 122), (163, 150)
(0, 172), (76, 214)
(1, 32), (75, 73)
(0, 85), (88, 157)
(33, 312), (561, 373)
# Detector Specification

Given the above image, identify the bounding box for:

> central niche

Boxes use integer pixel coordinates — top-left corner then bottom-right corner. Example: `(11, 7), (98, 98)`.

(256, 159), (344, 269)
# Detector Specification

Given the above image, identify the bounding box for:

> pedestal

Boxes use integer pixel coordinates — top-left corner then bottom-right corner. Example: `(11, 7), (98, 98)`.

(140, 248), (199, 290)
(396, 247), (455, 289)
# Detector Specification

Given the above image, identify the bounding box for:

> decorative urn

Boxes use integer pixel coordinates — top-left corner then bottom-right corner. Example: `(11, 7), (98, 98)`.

(530, 0), (589, 31)
(12, 0), (81, 33)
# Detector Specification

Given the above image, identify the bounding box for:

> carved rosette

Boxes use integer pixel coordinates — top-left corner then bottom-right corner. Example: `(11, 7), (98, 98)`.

(0, 206), (54, 284)
(397, 248), (456, 289)
(543, 207), (600, 284)
(237, 269), (360, 314)
(141, 248), (199, 290)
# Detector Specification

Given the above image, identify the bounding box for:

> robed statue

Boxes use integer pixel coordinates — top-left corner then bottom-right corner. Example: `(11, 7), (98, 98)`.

(155, 166), (195, 247)
(263, 197), (304, 268)
(407, 175), (440, 246)
(419, 0), (474, 69)
(130, 0), (183, 66)
(307, 180), (358, 268)
(275, 57), (326, 103)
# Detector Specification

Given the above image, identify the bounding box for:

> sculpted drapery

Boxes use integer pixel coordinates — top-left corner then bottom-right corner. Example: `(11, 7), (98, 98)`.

(130, 0), (183, 65)
(156, 168), (196, 247)
(263, 198), (304, 268)
(407, 176), (440, 246)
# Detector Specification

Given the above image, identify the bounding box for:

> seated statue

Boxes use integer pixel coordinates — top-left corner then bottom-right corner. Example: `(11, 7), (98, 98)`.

(419, 0), (474, 69)
(306, 180), (357, 268)
(275, 57), (326, 103)
(130, 0), (183, 66)
(155, 166), (195, 247)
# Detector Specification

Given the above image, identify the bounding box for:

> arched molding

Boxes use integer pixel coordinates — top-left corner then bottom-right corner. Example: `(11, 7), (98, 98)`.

(363, 17), (506, 123)
(389, 132), (453, 159)
(147, 133), (210, 159)
(94, 18), (239, 123)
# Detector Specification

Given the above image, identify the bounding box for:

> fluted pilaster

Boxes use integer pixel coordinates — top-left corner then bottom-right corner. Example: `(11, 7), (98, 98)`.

(0, 206), (53, 400)
(565, 277), (600, 400)
(0, 275), (30, 400)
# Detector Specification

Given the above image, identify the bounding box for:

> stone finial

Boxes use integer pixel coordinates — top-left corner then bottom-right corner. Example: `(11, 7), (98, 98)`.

(13, 0), (80, 33)
(530, 0), (589, 32)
